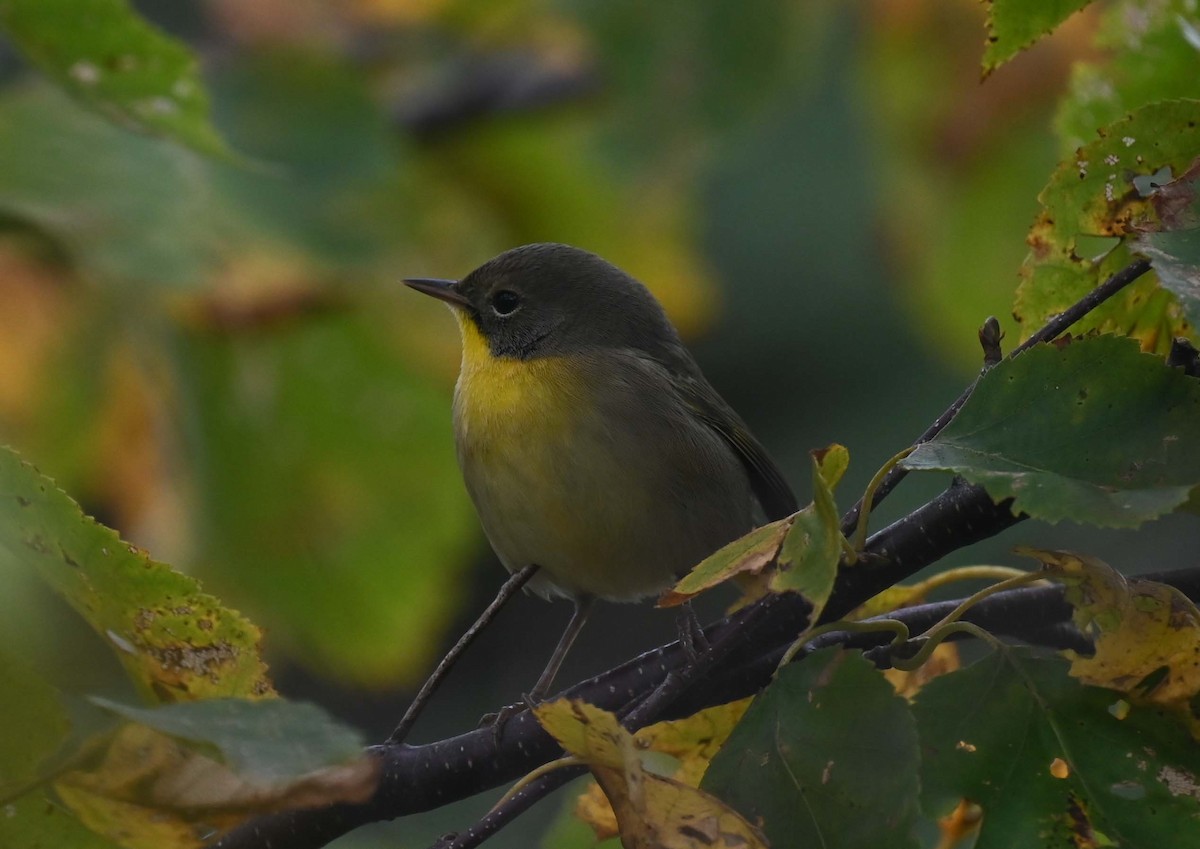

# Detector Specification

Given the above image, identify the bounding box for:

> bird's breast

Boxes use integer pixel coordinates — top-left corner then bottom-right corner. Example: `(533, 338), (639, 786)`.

(450, 317), (756, 601)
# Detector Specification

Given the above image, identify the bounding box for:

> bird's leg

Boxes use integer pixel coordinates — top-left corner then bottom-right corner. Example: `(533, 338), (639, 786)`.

(485, 595), (594, 741)
(675, 599), (710, 661)
(388, 564), (539, 745)
(528, 595), (594, 703)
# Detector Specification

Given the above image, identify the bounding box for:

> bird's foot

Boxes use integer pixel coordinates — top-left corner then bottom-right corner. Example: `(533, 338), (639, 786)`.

(478, 696), (539, 744)
(677, 602), (710, 662)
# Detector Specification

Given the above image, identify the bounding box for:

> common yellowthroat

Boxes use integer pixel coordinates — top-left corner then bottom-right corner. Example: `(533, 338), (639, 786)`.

(406, 243), (797, 706)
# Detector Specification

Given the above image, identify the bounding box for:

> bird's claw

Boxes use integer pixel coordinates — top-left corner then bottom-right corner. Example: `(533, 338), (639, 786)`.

(478, 697), (537, 744)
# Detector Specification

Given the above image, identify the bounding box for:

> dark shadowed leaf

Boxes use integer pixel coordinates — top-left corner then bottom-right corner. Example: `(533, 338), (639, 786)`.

(903, 336), (1200, 527)
(1135, 160), (1200, 328)
(703, 648), (922, 849)
(915, 650), (1200, 849)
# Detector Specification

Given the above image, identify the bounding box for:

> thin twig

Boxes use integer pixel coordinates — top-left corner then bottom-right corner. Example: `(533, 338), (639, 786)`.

(840, 256), (1153, 537)
(433, 768), (584, 849)
(389, 564), (540, 744)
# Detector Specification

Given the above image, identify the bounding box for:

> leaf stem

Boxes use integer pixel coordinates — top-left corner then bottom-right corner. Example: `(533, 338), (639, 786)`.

(851, 446), (915, 554)
(776, 617), (911, 673)
(889, 621), (1001, 671)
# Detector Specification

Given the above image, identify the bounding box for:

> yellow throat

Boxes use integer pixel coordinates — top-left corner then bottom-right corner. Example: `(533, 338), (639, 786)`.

(451, 309), (581, 445)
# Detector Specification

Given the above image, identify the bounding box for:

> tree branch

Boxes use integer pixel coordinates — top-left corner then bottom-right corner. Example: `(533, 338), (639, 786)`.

(215, 563), (1200, 849)
(840, 257), (1153, 536)
(213, 255), (1163, 849)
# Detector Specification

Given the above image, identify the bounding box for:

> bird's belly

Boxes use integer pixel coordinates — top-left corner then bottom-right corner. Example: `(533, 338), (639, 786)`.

(454, 355), (754, 601)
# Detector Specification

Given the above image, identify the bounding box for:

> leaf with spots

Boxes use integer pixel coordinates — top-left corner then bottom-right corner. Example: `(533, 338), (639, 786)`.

(914, 649), (1200, 849)
(0, 0), (232, 158)
(902, 335), (1200, 528)
(1026, 548), (1200, 737)
(981, 0), (1095, 75)
(0, 445), (272, 702)
(1016, 100), (1200, 352)
(1135, 158), (1200, 329)
(534, 700), (767, 849)
(702, 648), (923, 849)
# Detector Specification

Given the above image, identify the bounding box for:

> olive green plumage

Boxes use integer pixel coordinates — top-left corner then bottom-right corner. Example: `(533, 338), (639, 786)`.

(410, 243), (797, 602)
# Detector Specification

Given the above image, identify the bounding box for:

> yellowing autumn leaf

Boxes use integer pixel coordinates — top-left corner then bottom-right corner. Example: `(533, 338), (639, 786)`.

(534, 700), (767, 849)
(572, 699), (752, 839)
(1025, 548), (1200, 735)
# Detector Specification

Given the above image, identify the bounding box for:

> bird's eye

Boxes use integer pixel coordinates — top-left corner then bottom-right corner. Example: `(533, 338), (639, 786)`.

(492, 290), (522, 316)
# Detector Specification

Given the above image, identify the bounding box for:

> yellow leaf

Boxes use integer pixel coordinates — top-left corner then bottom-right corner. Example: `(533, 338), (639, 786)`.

(633, 699), (752, 786)
(1026, 548), (1200, 735)
(570, 699), (752, 840)
(574, 780), (620, 841)
(535, 700), (768, 849)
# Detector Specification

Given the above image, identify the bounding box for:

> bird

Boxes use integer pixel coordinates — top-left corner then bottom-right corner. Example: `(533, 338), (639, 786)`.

(403, 242), (797, 719)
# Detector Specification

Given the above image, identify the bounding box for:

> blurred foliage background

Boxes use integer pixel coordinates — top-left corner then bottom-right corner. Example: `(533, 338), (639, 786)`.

(2, 0), (1199, 846)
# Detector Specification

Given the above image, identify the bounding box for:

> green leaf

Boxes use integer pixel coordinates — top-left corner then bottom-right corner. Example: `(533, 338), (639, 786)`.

(1016, 100), (1200, 351)
(177, 311), (479, 687)
(663, 445), (846, 613)
(915, 650), (1200, 848)
(982, 0), (1095, 74)
(703, 648), (922, 849)
(1056, 0), (1200, 154)
(902, 335), (1200, 527)
(1135, 160), (1200, 329)
(0, 57), (405, 287)
(0, 82), (225, 286)
(0, 445), (272, 701)
(90, 697), (364, 782)
(769, 444), (846, 616)
(0, 648), (70, 797)
(0, 0), (230, 157)
(662, 516), (792, 605)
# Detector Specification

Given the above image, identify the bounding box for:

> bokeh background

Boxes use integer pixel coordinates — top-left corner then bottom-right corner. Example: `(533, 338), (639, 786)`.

(2, 0), (1198, 846)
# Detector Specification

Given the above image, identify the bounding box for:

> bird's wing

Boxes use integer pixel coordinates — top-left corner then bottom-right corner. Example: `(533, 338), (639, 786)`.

(673, 372), (799, 522)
